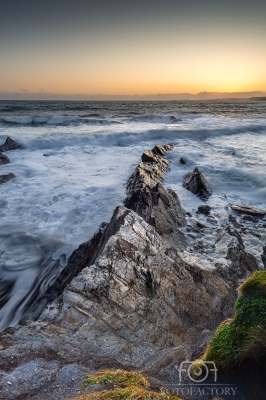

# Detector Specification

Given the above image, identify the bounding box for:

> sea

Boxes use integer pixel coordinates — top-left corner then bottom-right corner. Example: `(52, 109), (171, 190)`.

(0, 99), (266, 331)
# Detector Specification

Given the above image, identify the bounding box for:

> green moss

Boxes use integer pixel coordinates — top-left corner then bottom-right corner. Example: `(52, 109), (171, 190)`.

(239, 270), (266, 296)
(201, 271), (266, 369)
(57, 295), (63, 310)
(146, 281), (154, 293)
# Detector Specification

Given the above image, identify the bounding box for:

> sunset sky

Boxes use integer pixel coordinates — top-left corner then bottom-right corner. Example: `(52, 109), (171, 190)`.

(1, 0), (266, 100)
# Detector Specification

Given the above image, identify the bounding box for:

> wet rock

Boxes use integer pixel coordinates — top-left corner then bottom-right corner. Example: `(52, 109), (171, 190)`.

(0, 173), (16, 185)
(261, 246), (266, 268)
(125, 143), (187, 248)
(0, 152), (10, 165)
(183, 167), (212, 199)
(242, 215), (258, 223)
(170, 116), (181, 123)
(231, 204), (266, 217)
(0, 137), (21, 152)
(190, 217), (206, 229)
(126, 143), (173, 193)
(197, 204), (211, 215)
(226, 244), (259, 279)
(180, 157), (186, 164)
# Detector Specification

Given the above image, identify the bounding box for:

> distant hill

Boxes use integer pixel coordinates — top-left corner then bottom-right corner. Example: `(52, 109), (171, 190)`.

(250, 96), (266, 101)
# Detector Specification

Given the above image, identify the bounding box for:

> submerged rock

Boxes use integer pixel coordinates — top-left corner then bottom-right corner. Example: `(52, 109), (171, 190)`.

(197, 204), (211, 215)
(183, 167), (212, 199)
(231, 204), (266, 217)
(0, 136), (21, 152)
(0, 151), (10, 165)
(0, 173), (16, 184)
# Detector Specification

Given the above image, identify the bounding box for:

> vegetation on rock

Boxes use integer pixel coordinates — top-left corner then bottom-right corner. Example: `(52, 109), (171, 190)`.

(196, 271), (266, 370)
(74, 369), (181, 400)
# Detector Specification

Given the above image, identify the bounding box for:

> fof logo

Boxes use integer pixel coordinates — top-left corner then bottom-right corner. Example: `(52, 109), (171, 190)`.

(178, 361), (218, 383)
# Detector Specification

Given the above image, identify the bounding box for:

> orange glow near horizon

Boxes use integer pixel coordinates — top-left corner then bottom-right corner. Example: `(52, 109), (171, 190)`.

(1, 14), (266, 98)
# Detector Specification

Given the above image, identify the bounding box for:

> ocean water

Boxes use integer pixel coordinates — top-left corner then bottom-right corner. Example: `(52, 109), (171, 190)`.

(0, 100), (266, 330)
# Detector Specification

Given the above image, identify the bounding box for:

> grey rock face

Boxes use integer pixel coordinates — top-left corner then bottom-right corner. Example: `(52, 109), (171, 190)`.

(0, 152), (10, 165)
(60, 206), (233, 346)
(183, 167), (212, 199)
(0, 173), (16, 185)
(0, 137), (21, 152)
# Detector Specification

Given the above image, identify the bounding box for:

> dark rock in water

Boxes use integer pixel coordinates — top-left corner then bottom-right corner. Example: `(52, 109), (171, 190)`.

(262, 246), (266, 268)
(125, 143), (187, 248)
(190, 217), (206, 229)
(0, 151), (10, 165)
(242, 215), (258, 222)
(231, 204), (266, 217)
(170, 116), (181, 123)
(0, 173), (16, 184)
(0, 136), (21, 152)
(183, 167), (212, 199)
(197, 204), (211, 215)
(43, 154), (51, 157)
(127, 143), (173, 194)
(180, 157), (186, 164)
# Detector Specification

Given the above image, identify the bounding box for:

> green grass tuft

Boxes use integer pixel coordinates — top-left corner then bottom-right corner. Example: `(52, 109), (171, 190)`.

(83, 369), (150, 389)
(198, 271), (266, 369)
(76, 369), (181, 400)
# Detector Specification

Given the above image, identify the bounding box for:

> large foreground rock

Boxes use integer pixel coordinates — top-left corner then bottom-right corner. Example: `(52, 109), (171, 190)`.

(0, 137), (21, 152)
(59, 206), (234, 347)
(183, 167), (212, 199)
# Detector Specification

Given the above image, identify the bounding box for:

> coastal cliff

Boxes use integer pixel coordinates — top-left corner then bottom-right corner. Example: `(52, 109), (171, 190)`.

(0, 142), (265, 399)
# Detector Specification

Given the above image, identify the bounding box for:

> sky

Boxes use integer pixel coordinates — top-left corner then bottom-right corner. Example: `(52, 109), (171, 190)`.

(0, 0), (266, 100)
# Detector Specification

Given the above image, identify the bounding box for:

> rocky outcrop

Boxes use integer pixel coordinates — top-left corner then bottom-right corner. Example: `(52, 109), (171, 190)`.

(0, 143), (265, 399)
(0, 152), (10, 165)
(0, 173), (16, 185)
(183, 167), (212, 199)
(59, 206), (234, 346)
(125, 144), (187, 248)
(0, 137), (21, 152)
